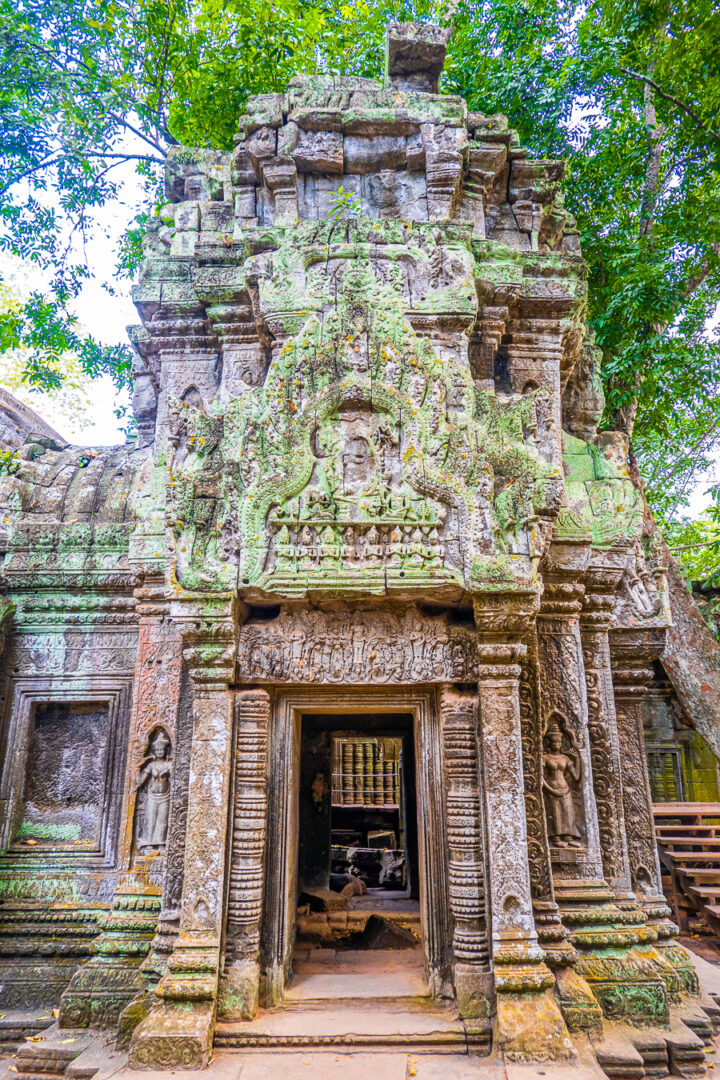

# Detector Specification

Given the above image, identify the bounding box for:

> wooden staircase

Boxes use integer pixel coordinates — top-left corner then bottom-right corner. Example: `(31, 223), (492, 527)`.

(654, 802), (720, 935)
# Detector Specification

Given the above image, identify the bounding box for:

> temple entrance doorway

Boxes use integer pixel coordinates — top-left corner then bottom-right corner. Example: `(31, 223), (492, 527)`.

(258, 686), (451, 1020)
(292, 713), (425, 999)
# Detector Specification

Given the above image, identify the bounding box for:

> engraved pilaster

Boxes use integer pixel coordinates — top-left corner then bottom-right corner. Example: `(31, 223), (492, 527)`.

(218, 688), (270, 1020)
(439, 685), (492, 1018)
(609, 630), (696, 998)
(129, 604), (237, 1069)
(474, 594), (575, 1062)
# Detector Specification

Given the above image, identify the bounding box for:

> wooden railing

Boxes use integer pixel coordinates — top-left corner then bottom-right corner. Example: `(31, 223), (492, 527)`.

(653, 802), (720, 934)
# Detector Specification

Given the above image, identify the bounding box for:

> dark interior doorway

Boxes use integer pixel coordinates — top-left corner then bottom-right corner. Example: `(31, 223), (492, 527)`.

(296, 713), (420, 955)
(298, 714), (418, 898)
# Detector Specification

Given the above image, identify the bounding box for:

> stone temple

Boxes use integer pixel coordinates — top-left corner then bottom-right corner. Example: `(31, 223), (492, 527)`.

(0, 21), (718, 1075)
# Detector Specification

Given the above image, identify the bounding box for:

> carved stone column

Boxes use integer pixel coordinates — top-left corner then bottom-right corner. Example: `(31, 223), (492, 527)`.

(580, 581), (633, 896)
(130, 604), (237, 1069)
(580, 576), (662, 940)
(59, 582), (182, 1028)
(474, 597), (574, 1063)
(519, 628), (602, 1036)
(539, 578), (667, 1027)
(439, 684), (492, 1020)
(611, 630), (698, 1000)
(218, 688), (270, 1021)
(116, 662), (195, 1048)
(536, 580), (604, 881)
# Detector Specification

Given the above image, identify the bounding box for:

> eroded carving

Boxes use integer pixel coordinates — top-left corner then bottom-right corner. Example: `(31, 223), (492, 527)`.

(135, 729), (172, 850)
(237, 605), (478, 683)
(542, 714), (582, 849)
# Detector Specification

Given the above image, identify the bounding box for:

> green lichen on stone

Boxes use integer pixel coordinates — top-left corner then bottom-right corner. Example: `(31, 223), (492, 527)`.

(16, 821), (83, 841)
(164, 221), (561, 598)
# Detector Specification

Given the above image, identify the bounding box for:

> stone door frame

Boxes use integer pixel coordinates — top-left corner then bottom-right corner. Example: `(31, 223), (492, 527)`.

(257, 684), (451, 1007)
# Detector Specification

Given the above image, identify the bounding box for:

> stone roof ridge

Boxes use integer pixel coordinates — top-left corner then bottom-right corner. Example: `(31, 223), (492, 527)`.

(0, 385), (67, 451)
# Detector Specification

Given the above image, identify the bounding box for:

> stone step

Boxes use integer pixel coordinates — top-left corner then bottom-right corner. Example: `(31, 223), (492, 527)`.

(64, 1039), (126, 1080)
(699, 997), (720, 1035)
(629, 1030), (670, 1080)
(680, 1008), (715, 1047)
(0, 1014), (55, 1055)
(215, 998), (491, 1054)
(288, 948), (428, 1002)
(594, 1036), (646, 1080)
(285, 976), (429, 1002)
(665, 1014), (708, 1078)
(14, 1028), (93, 1080)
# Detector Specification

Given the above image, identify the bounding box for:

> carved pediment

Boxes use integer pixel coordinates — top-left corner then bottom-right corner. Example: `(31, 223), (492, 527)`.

(165, 246), (558, 596)
(235, 366), (494, 596)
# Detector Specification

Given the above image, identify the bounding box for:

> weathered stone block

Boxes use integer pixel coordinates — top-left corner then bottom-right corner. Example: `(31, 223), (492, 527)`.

(293, 128), (343, 174)
(385, 21), (451, 94)
(344, 134), (407, 174)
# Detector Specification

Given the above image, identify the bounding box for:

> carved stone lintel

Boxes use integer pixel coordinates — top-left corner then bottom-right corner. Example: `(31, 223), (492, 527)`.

(237, 605), (478, 684)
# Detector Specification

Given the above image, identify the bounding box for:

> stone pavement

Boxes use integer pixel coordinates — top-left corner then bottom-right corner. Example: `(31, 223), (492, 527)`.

(4, 945), (720, 1080)
(109, 1033), (720, 1080)
(110, 1052), (595, 1080)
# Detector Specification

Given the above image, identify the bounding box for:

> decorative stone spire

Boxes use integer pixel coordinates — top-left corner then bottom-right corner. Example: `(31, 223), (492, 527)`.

(385, 21), (451, 94)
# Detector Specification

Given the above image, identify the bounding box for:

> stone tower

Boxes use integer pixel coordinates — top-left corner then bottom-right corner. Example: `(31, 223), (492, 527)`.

(0, 21), (712, 1075)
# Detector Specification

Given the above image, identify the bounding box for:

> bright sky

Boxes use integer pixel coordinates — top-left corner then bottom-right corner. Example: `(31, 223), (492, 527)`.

(0, 162), (716, 516)
(0, 161), (142, 447)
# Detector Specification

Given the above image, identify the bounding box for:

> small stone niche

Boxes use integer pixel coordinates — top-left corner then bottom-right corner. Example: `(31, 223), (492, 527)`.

(13, 701), (111, 851)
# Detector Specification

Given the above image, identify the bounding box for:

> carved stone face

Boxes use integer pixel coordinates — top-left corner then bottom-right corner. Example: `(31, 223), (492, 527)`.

(342, 435), (373, 493)
(150, 733), (171, 760)
(546, 730), (563, 753)
(132, 373), (157, 423)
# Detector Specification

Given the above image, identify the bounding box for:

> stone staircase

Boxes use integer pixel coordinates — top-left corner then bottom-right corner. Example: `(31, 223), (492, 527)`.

(0, 1015), (55, 1057)
(654, 803), (720, 935)
(593, 1017), (710, 1080)
(0, 1022), (124, 1080)
(215, 946), (491, 1054)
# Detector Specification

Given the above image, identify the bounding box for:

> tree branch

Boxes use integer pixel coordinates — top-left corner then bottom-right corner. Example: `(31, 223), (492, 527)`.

(106, 111), (168, 157)
(669, 538), (720, 554)
(621, 67), (720, 145)
(679, 242), (720, 300)
(1, 155), (63, 196)
(73, 152), (166, 165)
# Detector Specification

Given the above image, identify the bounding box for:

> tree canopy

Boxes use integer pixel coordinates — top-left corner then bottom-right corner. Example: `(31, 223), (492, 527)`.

(1, 0), (719, 570)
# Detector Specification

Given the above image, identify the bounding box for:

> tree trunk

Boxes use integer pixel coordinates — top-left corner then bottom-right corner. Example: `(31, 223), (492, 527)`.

(639, 64), (664, 240)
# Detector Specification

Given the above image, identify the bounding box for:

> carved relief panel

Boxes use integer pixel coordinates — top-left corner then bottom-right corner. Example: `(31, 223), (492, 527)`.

(536, 613), (603, 879)
(13, 701), (111, 851)
(0, 679), (132, 870)
(542, 712), (583, 850)
(236, 604), (478, 684)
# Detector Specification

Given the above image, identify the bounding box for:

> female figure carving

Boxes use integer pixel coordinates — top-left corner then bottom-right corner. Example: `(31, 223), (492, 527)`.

(135, 729), (172, 849)
(542, 716), (582, 848)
